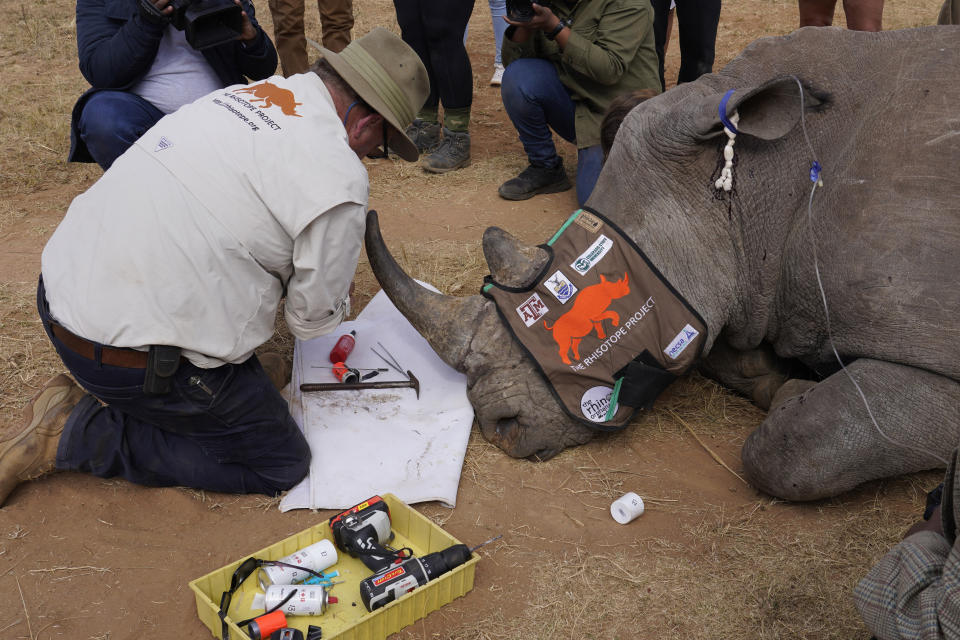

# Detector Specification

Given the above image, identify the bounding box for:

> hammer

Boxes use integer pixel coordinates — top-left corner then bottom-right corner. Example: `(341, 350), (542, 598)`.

(300, 370), (420, 399)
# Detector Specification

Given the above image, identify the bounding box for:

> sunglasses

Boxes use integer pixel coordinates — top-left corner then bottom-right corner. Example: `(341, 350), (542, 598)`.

(344, 99), (392, 160)
(218, 556), (331, 640)
(366, 120), (391, 159)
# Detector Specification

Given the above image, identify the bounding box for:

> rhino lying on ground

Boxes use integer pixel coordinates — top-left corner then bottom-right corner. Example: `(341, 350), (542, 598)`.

(366, 26), (960, 501)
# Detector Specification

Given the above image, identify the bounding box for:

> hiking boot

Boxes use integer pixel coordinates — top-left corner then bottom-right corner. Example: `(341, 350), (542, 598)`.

(0, 374), (84, 507)
(421, 128), (471, 174)
(490, 63), (505, 86)
(404, 118), (442, 155)
(259, 352), (292, 392)
(498, 162), (572, 200)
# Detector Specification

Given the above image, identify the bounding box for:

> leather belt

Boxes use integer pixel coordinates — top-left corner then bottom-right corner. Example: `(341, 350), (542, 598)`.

(51, 323), (151, 369)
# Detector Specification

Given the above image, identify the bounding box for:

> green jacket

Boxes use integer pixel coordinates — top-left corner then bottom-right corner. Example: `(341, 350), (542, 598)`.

(503, 0), (661, 149)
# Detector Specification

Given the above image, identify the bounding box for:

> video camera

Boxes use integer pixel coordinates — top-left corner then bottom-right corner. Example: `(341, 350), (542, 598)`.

(171, 0), (244, 50)
(141, 0), (244, 50)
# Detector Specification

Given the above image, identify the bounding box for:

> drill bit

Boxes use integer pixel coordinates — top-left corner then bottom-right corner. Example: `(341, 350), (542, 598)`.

(469, 534), (503, 553)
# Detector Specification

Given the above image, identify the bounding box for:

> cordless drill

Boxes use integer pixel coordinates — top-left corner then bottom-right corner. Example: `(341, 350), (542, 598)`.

(358, 535), (502, 611)
(329, 496), (405, 572)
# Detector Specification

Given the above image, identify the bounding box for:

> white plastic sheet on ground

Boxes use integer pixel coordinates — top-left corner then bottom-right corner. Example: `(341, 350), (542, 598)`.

(279, 287), (474, 512)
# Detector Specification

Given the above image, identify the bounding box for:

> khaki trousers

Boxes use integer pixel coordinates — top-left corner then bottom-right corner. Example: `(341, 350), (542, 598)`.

(268, 0), (354, 76)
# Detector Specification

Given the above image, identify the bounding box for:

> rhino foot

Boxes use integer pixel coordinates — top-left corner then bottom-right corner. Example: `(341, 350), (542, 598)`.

(742, 358), (957, 501)
(769, 378), (818, 410)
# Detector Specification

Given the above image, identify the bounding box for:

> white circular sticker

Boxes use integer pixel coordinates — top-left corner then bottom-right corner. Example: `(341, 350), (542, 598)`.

(580, 386), (614, 422)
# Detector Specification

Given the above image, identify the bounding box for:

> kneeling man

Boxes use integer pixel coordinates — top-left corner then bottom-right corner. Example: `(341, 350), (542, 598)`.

(0, 28), (428, 506)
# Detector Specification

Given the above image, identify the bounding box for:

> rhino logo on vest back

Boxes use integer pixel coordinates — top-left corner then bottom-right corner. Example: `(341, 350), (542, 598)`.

(234, 81), (303, 117)
(543, 273), (630, 365)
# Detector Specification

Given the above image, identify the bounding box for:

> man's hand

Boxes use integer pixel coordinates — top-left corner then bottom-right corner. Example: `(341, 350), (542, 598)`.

(504, 3), (559, 31)
(235, 0), (258, 42)
(905, 504), (945, 539)
(139, 0), (173, 25)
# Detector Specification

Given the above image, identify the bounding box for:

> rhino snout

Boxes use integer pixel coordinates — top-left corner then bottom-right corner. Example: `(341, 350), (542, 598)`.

(472, 406), (552, 460)
(473, 396), (592, 461)
(466, 353), (597, 461)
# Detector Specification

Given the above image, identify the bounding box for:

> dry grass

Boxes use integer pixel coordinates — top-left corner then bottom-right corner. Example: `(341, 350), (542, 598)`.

(0, 281), (63, 417)
(433, 491), (927, 640)
(0, 2), (99, 195)
(0, 0), (951, 638)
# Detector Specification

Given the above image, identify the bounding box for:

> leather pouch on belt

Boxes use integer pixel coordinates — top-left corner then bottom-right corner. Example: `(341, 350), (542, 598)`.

(144, 345), (182, 395)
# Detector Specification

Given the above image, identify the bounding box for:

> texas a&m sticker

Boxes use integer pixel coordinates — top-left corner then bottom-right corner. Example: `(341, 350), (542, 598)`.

(516, 293), (549, 327)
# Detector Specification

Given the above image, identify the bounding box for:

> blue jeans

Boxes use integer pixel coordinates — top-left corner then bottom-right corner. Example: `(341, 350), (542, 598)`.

(500, 58), (603, 205)
(465, 1), (506, 65)
(489, 0), (507, 65)
(37, 279), (310, 496)
(77, 91), (165, 170)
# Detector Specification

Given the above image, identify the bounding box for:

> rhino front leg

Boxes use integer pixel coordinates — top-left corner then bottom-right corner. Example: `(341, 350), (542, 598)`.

(698, 339), (799, 410)
(741, 358), (960, 501)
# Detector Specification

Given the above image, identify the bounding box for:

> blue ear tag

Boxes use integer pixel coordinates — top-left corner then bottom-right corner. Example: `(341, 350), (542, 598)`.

(809, 160), (822, 183)
(718, 89), (739, 134)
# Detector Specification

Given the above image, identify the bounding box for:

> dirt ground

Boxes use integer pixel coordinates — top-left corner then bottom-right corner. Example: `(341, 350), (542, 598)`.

(0, 0), (949, 638)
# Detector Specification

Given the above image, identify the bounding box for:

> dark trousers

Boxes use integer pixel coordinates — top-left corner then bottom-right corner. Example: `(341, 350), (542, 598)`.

(38, 278), (310, 496)
(76, 90), (166, 170)
(651, 0), (721, 88)
(393, 0), (476, 110)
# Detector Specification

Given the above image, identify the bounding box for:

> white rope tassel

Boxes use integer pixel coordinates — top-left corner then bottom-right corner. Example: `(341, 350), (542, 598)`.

(714, 111), (739, 192)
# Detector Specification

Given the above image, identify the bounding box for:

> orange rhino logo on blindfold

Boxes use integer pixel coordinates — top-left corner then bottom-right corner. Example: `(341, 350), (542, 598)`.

(543, 273), (630, 365)
(234, 81), (302, 117)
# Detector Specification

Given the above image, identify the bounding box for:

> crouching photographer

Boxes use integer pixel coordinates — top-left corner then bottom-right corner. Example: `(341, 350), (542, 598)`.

(69, 0), (277, 170)
(497, 0), (660, 206)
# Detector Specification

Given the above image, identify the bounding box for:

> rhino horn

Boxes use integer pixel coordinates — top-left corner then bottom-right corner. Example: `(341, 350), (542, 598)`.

(482, 226), (549, 288)
(364, 210), (485, 370)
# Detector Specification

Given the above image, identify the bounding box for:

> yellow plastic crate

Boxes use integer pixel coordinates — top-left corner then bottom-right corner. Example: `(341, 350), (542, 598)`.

(190, 494), (478, 639)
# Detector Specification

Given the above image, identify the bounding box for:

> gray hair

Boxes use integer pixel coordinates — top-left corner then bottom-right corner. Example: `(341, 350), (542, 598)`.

(310, 58), (361, 104)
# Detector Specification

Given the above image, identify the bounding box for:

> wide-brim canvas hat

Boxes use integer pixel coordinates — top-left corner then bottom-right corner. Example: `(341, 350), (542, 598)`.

(317, 28), (429, 162)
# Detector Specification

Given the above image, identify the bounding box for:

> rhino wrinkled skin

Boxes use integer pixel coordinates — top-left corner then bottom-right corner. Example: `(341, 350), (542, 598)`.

(366, 26), (960, 501)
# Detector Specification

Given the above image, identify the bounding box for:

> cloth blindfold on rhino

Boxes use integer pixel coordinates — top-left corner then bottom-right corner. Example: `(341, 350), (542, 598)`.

(483, 208), (707, 430)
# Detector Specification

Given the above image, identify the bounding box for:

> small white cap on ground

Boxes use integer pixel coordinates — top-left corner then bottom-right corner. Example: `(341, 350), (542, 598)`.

(610, 491), (645, 524)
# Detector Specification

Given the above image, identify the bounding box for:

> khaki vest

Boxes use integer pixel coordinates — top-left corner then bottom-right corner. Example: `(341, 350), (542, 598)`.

(483, 208), (707, 430)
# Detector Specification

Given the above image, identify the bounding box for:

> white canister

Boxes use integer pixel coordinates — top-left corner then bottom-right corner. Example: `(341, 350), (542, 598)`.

(260, 584), (337, 615)
(258, 539), (338, 587)
(610, 492), (645, 524)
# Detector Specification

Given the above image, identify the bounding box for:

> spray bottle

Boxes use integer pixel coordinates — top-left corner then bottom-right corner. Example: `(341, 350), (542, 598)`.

(329, 330), (357, 364)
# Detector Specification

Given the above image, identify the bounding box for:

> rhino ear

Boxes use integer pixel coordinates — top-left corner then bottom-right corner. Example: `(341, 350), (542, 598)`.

(693, 75), (824, 141)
